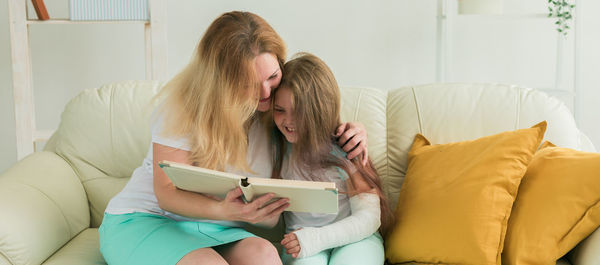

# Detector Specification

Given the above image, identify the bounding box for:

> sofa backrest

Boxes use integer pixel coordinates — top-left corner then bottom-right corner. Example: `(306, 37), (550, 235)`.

(46, 81), (161, 227)
(46, 81), (595, 227)
(355, 83), (595, 210)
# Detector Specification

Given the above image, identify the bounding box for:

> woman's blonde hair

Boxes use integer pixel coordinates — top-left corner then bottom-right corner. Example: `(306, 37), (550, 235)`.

(156, 11), (286, 172)
(272, 53), (395, 236)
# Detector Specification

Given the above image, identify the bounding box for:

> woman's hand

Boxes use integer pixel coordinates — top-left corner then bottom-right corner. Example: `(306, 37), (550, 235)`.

(219, 187), (289, 224)
(335, 122), (369, 165)
(281, 230), (302, 258)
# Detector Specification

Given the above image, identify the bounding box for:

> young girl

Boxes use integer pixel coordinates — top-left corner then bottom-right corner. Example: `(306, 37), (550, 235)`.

(273, 53), (395, 265)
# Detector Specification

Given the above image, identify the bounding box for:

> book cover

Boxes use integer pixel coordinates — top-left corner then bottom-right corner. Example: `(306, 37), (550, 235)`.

(159, 161), (339, 214)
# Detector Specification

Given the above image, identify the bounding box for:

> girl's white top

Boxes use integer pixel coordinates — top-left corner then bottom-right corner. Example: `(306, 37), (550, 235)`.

(282, 146), (354, 232)
(105, 110), (272, 227)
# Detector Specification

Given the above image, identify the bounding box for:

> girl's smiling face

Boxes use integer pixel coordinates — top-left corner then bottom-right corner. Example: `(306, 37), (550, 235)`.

(273, 86), (297, 143)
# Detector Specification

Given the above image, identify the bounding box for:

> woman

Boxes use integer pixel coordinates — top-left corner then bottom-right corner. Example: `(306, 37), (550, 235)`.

(99, 11), (369, 265)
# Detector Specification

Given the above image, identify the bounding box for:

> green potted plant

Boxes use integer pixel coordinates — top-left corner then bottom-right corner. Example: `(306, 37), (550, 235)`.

(548, 0), (575, 35)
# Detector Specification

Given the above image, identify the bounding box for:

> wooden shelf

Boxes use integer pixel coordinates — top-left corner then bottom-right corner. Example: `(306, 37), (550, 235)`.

(539, 89), (576, 97)
(33, 129), (54, 142)
(8, 0), (167, 160)
(26, 19), (149, 25)
(455, 13), (551, 20)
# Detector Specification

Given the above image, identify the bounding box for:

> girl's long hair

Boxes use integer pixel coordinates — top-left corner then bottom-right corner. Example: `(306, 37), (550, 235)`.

(271, 53), (395, 236)
(155, 11), (286, 172)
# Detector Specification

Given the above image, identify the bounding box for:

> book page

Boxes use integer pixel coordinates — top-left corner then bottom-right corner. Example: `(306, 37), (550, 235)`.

(249, 184), (338, 213)
(159, 161), (339, 213)
(159, 161), (241, 199)
(248, 177), (336, 190)
(248, 178), (338, 214)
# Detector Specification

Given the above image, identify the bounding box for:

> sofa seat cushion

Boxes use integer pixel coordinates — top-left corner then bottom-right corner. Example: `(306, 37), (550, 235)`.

(42, 229), (105, 265)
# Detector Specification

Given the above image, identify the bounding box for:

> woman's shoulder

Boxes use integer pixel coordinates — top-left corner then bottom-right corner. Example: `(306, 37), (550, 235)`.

(149, 106), (192, 151)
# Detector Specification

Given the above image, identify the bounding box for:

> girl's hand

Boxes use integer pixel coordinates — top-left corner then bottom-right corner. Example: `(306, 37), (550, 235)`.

(335, 122), (369, 165)
(281, 230), (302, 258)
(219, 187), (289, 224)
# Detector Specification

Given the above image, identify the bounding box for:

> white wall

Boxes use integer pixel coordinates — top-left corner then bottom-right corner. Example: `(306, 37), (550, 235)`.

(578, 0), (600, 151)
(1, 0), (598, 172)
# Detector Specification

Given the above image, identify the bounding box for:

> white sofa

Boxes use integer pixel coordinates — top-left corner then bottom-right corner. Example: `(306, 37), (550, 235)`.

(0, 80), (597, 265)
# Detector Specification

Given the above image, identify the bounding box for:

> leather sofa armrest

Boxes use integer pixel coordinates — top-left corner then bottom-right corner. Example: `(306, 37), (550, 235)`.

(568, 227), (600, 265)
(577, 130), (597, 153)
(0, 152), (89, 265)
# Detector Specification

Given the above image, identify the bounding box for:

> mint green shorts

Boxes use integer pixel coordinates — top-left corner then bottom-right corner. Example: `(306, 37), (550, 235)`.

(99, 212), (257, 265)
(281, 233), (384, 265)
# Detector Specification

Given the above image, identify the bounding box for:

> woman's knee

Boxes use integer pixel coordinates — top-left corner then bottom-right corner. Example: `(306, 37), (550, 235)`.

(232, 237), (281, 265)
(177, 247), (227, 265)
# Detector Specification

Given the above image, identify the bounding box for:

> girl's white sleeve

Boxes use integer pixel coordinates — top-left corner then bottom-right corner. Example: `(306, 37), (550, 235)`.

(292, 192), (381, 258)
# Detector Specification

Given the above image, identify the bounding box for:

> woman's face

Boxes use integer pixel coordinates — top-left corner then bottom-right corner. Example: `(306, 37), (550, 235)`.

(273, 86), (297, 143)
(255, 52), (282, 112)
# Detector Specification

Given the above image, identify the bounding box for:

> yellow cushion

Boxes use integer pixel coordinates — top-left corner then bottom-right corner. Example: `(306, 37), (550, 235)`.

(385, 121), (547, 265)
(502, 141), (600, 265)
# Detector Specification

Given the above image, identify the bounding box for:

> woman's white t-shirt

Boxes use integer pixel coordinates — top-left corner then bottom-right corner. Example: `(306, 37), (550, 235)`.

(104, 110), (273, 227)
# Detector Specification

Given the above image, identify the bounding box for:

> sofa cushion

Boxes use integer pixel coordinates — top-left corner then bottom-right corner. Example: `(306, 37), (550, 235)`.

(49, 80), (162, 227)
(503, 141), (600, 264)
(385, 122), (546, 265)
(0, 151), (89, 265)
(338, 87), (389, 199)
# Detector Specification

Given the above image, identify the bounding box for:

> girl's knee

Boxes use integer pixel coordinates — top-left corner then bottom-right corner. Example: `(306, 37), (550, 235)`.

(329, 235), (384, 265)
(282, 250), (329, 265)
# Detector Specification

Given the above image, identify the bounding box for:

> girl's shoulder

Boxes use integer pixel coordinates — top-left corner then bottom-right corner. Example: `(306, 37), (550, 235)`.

(329, 145), (348, 159)
(329, 145), (357, 180)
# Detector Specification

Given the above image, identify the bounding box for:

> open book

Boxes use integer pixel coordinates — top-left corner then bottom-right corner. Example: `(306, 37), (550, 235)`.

(158, 161), (339, 214)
